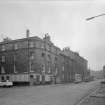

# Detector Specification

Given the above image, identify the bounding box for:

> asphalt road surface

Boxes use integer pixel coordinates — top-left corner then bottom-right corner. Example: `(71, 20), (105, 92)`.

(0, 80), (101, 105)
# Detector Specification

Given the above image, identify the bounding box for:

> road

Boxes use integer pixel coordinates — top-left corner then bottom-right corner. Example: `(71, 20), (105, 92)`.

(0, 80), (101, 105)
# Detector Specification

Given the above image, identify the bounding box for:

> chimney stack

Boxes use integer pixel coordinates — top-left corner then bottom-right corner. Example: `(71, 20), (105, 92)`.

(26, 29), (30, 38)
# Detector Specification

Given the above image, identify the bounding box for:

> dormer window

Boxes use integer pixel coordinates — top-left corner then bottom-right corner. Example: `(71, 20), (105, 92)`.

(1, 45), (5, 51)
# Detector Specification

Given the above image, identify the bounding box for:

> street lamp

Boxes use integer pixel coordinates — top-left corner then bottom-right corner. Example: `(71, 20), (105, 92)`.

(86, 13), (105, 21)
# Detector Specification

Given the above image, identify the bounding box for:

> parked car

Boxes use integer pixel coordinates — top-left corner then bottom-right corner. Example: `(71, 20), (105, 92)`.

(0, 80), (13, 87)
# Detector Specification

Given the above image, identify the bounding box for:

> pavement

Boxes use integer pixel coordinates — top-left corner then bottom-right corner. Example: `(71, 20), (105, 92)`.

(0, 80), (101, 105)
(77, 80), (105, 105)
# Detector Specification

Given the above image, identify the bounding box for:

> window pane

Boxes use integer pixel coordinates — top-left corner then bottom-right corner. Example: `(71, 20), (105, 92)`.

(6, 76), (10, 80)
(1, 76), (5, 81)
(2, 56), (5, 62)
(41, 43), (44, 49)
(2, 45), (5, 51)
(1, 66), (5, 74)
(30, 42), (34, 48)
(14, 44), (18, 49)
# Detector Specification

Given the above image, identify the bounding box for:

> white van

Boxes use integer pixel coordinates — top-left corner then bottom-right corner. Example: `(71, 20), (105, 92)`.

(0, 80), (13, 87)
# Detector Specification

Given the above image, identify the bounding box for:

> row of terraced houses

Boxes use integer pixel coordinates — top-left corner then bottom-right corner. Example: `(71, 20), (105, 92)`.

(0, 30), (90, 85)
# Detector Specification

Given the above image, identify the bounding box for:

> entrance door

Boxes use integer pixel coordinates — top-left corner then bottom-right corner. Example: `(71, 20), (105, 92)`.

(30, 75), (34, 85)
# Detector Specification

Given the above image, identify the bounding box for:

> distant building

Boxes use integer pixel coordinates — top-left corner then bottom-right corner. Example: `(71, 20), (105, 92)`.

(91, 70), (104, 79)
(0, 30), (88, 85)
(103, 66), (105, 79)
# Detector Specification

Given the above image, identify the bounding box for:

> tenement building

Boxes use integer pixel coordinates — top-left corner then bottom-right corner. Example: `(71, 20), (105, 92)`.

(62, 47), (88, 81)
(0, 30), (88, 85)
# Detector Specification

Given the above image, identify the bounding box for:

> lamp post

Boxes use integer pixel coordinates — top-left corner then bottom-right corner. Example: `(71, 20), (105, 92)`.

(26, 29), (31, 85)
(86, 13), (105, 21)
(86, 13), (105, 81)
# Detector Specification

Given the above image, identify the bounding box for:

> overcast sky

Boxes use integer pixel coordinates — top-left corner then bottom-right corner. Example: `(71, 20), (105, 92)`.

(0, 0), (105, 70)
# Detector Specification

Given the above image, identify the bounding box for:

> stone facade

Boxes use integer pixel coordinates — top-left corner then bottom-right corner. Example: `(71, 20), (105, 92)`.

(0, 30), (88, 85)
(62, 47), (88, 81)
